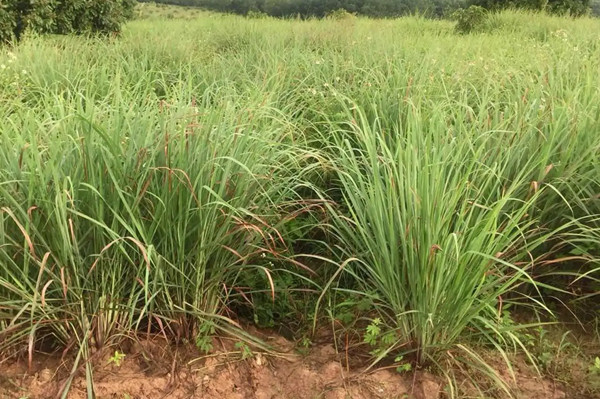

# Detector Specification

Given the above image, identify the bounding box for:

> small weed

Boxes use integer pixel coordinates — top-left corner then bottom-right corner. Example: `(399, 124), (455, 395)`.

(195, 323), (216, 354)
(590, 357), (600, 374)
(301, 336), (312, 348)
(333, 295), (374, 327)
(235, 341), (254, 360)
(394, 355), (412, 374)
(364, 318), (382, 346)
(297, 336), (312, 355)
(108, 351), (126, 367)
(195, 335), (213, 353)
(364, 318), (398, 358)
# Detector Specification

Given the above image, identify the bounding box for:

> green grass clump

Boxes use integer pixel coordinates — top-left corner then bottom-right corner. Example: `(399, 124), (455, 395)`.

(0, 7), (599, 397)
(0, 36), (321, 369)
(323, 102), (557, 365)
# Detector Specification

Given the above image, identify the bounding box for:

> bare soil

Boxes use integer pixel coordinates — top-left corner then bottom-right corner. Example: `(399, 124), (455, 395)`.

(0, 330), (587, 399)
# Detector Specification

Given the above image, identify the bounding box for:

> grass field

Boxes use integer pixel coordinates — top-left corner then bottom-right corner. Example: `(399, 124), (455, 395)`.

(1, 5), (600, 398)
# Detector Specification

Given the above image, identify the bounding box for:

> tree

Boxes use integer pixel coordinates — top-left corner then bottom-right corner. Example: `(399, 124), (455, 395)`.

(0, 0), (136, 43)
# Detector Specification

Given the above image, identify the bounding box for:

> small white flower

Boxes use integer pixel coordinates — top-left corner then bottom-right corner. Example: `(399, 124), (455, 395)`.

(0, 64), (5, 69)
(21, 70), (27, 75)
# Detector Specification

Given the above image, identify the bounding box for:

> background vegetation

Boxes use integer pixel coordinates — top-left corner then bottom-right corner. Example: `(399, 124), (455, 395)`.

(137, 0), (598, 17)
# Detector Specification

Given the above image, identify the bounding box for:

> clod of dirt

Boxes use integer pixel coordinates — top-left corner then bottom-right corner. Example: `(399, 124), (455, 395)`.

(416, 372), (442, 399)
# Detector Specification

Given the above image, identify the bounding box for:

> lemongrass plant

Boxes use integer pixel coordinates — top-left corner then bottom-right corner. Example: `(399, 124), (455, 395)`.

(321, 101), (572, 369)
(0, 79), (318, 360)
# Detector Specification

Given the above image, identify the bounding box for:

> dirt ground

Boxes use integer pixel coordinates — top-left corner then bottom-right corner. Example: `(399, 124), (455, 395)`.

(0, 331), (582, 399)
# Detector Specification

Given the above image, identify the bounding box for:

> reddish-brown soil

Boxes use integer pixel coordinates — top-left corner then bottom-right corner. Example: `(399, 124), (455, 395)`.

(0, 331), (582, 399)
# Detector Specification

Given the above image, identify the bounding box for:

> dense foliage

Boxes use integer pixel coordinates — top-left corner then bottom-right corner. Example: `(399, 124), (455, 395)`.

(0, 0), (136, 43)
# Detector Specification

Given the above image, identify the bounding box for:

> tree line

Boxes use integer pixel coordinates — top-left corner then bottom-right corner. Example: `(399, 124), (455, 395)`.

(1, 0), (596, 44)
(138, 0), (594, 17)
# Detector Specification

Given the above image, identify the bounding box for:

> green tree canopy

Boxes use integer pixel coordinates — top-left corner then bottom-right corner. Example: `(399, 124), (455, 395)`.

(1, 0), (136, 43)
